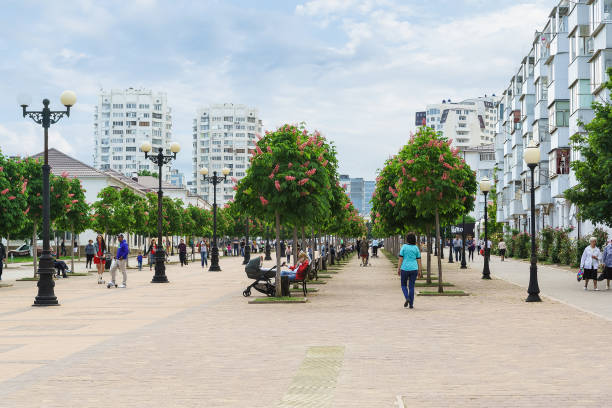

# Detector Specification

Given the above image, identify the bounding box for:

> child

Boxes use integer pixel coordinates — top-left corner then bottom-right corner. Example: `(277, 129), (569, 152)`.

(137, 251), (143, 271)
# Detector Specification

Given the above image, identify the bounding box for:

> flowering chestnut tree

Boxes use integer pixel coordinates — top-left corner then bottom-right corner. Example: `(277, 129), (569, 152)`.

(234, 124), (336, 295)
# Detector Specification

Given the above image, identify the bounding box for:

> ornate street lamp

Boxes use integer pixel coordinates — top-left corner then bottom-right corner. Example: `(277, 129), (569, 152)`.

(448, 225), (454, 263)
(141, 141), (181, 283)
(524, 140), (542, 302)
(20, 91), (77, 306)
(242, 217), (250, 265)
(460, 151), (467, 269)
(200, 167), (230, 271)
(480, 177), (492, 279)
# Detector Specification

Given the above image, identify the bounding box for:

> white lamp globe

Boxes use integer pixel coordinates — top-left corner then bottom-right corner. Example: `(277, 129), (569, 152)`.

(140, 141), (152, 153)
(200, 167), (209, 176)
(60, 90), (77, 107)
(17, 93), (32, 107)
(222, 168), (231, 176)
(170, 142), (181, 154)
(524, 140), (541, 166)
(480, 177), (492, 193)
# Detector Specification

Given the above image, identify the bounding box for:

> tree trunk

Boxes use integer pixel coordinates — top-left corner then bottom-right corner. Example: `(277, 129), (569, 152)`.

(293, 226), (298, 265)
(426, 231), (432, 285)
(70, 226), (75, 273)
(436, 209), (444, 293)
(275, 211), (282, 297)
(32, 224), (38, 277)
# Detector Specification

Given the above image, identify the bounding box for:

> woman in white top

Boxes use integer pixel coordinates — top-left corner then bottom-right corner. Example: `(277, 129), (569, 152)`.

(497, 239), (507, 261)
(580, 237), (602, 291)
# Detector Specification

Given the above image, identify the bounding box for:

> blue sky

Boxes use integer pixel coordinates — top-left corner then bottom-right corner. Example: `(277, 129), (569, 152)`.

(0, 0), (552, 179)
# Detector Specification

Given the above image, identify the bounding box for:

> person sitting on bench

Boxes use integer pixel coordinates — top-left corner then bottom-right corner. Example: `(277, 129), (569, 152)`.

(280, 252), (309, 281)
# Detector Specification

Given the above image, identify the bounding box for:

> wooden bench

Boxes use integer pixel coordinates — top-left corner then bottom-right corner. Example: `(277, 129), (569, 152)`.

(290, 264), (309, 297)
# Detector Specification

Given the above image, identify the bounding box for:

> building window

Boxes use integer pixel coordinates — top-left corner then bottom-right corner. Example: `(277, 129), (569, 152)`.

(479, 152), (495, 161)
(154, 104), (162, 111)
(126, 147), (137, 152)
(139, 122), (150, 127)
(570, 79), (593, 112)
(591, 50), (612, 90)
(548, 101), (569, 131)
(112, 104), (123, 109)
(112, 121), (123, 126)
(549, 149), (570, 176)
(126, 103), (137, 109)
(139, 104), (150, 109)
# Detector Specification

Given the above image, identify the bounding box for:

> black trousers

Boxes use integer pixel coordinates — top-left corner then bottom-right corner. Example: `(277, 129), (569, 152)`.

(85, 254), (94, 268)
(179, 252), (187, 266)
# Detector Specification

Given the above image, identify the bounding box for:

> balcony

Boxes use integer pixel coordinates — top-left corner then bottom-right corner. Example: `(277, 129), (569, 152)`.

(549, 33), (569, 57)
(522, 192), (530, 211)
(568, 55), (590, 83)
(569, 109), (594, 136)
(534, 100), (548, 120)
(511, 164), (523, 181)
(509, 199), (526, 217)
(504, 171), (512, 186)
(504, 139), (511, 156)
(497, 207), (505, 223)
(535, 185), (552, 206)
(550, 127), (570, 150)
(511, 130), (523, 148)
(550, 174), (569, 198)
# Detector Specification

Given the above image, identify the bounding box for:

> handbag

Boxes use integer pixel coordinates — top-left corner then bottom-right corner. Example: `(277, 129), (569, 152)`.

(577, 268), (584, 282)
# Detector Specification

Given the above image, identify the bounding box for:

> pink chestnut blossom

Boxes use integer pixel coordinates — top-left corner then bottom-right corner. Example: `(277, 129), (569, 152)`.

(267, 146), (273, 153)
(8, 196), (16, 200)
(259, 196), (269, 206)
(61, 171), (69, 178)
(274, 180), (281, 191)
(439, 154), (445, 163)
(297, 178), (309, 186)
(388, 200), (396, 207)
(0, 188), (8, 195)
(411, 177), (417, 182)
(285, 176), (295, 181)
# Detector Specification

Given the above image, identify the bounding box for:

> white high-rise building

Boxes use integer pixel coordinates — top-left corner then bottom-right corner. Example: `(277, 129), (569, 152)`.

(93, 88), (173, 179)
(419, 96), (499, 149)
(494, 0), (612, 238)
(192, 103), (262, 205)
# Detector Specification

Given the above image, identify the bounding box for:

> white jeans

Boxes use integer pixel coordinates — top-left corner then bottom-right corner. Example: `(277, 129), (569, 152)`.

(110, 258), (127, 285)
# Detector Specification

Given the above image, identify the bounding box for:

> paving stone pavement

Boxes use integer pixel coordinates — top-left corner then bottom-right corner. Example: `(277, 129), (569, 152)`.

(0, 252), (611, 407)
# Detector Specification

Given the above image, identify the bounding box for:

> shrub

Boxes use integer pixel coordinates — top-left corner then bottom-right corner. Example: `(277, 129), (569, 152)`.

(539, 227), (554, 261)
(516, 232), (530, 259)
(559, 236), (574, 265)
(591, 227), (609, 249)
(574, 236), (590, 268)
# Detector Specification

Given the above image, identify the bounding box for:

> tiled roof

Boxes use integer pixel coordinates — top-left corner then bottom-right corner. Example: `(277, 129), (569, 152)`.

(30, 148), (106, 178)
(102, 170), (149, 194)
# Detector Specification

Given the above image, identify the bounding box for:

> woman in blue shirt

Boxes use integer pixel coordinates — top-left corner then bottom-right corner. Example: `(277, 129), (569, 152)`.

(397, 233), (423, 309)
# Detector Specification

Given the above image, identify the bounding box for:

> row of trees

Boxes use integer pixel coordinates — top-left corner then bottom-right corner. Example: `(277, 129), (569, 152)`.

(233, 124), (367, 295)
(370, 127), (478, 293)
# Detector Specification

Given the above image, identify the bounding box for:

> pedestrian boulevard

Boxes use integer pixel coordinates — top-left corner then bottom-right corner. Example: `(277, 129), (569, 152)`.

(0, 253), (611, 407)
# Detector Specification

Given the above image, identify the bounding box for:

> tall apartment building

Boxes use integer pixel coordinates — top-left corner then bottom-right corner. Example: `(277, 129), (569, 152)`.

(93, 88), (173, 179)
(494, 0), (611, 237)
(418, 96), (499, 149)
(338, 175), (375, 217)
(192, 104), (262, 205)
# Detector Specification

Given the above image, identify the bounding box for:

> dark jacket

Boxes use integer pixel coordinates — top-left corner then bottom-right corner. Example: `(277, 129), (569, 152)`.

(178, 243), (187, 254)
(85, 243), (95, 255)
(0, 243), (5, 260)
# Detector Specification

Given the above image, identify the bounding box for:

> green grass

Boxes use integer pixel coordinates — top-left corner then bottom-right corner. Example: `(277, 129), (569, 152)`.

(417, 290), (469, 296)
(6, 256), (34, 264)
(250, 296), (307, 303)
(415, 282), (454, 287)
(0, 283), (13, 288)
(306, 280), (327, 285)
(317, 275), (333, 279)
(16, 277), (39, 281)
(67, 272), (90, 276)
(291, 287), (318, 293)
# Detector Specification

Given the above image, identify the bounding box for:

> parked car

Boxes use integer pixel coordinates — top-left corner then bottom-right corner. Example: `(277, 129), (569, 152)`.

(8, 244), (31, 257)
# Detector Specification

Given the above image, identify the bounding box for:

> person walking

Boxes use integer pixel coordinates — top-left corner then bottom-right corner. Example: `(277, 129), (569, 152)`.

(108, 233), (129, 288)
(580, 236), (602, 291)
(178, 239), (188, 267)
(85, 240), (95, 269)
(397, 233), (422, 309)
(498, 238), (507, 262)
(453, 235), (462, 261)
(286, 245), (291, 264)
(359, 238), (369, 266)
(93, 235), (107, 284)
(60, 239), (66, 257)
(145, 238), (157, 271)
(200, 239), (208, 267)
(137, 251), (143, 271)
(0, 240), (5, 280)
(467, 236), (475, 261)
(598, 239), (612, 290)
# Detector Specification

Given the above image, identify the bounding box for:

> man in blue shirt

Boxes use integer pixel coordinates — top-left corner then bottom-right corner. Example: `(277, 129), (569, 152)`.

(109, 233), (129, 288)
(397, 233), (422, 309)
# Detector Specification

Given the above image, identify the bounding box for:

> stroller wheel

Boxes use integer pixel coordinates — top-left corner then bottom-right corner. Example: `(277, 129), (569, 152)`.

(243, 289), (251, 297)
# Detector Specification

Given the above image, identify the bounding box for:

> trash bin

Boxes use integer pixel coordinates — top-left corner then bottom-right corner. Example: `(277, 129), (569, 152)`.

(281, 276), (290, 297)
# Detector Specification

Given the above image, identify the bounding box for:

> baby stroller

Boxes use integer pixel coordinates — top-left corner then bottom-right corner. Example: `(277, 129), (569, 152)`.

(243, 257), (277, 297)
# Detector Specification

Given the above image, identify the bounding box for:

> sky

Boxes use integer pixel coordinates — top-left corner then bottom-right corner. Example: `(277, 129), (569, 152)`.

(0, 0), (553, 180)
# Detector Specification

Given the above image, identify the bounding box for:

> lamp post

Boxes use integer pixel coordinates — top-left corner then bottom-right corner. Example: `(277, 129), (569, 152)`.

(524, 140), (542, 302)
(448, 225), (454, 263)
(200, 167), (230, 271)
(460, 151), (467, 269)
(265, 226), (272, 260)
(140, 141), (181, 283)
(243, 218), (251, 265)
(20, 91), (77, 306)
(480, 177), (492, 279)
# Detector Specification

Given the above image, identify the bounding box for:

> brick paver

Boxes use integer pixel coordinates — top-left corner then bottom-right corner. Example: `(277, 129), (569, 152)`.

(0, 252), (610, 407)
